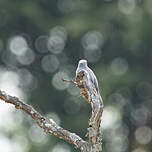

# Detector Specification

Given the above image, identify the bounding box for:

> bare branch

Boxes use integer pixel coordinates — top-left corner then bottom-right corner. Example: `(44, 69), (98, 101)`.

(0, 90), (89, 152)
(75, 70), (103, 152)
(61, 78), (76, 85)
(1, 59), (103, 152)
(63, 68), (104, 152)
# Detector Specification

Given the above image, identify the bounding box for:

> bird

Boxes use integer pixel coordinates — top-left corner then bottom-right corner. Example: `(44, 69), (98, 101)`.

(76, 59), (100, 94)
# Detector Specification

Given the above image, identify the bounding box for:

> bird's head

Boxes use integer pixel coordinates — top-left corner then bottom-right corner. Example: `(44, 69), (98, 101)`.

(78, 59), (88, 68)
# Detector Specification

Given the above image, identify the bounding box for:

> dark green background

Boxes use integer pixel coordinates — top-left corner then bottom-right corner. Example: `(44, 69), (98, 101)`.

(0, 0), (152, 152)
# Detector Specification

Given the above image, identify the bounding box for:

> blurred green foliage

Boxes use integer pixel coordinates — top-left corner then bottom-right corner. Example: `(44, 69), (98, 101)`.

(0, 0), (152, 152)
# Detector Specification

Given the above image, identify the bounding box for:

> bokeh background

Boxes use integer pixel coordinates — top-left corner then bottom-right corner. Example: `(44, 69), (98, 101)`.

(0, 0), (152, 152)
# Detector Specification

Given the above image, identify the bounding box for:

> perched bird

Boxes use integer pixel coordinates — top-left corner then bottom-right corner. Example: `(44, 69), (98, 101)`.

(76, 59), (100, 94)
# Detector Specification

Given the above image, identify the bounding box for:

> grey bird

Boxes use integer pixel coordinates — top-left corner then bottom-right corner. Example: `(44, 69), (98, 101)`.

(76, 59), (100, 93)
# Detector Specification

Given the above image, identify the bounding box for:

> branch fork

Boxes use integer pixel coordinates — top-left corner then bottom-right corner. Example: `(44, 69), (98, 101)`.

(0, 69), (103, 152)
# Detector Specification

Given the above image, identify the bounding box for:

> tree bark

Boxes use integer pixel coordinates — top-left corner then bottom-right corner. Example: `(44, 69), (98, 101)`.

(0, 70), (103, 151)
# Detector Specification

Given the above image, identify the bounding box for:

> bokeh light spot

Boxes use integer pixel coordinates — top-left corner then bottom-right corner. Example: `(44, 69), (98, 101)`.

(82, 31), (103, 62)
(105, 125), (129, 152)
(82, 31), (104, 51)
(47, 35), (65, 54)
(28, 124), (48, 145)
(47, 26), (67, 54)
(102, 106), (122, 129)
(0, 69), (23, 97)
(110, 57), (128, 76)
(135, 126), (152, 145)
(50, 26), (67, 40)
(13, 134), (29, 152)
(17, 68), (37, 91)
(131, 106), (150, 126)
(35, 35), (49, 53)
(17, 48), (35, 65)
(9, 35), (28, 56)
(118, 0), (136, 15)
(41, 54), (60, 73)
(0, 135), (23, 152)
(108, 93), (128, 108)
(52, 71), (69, 90)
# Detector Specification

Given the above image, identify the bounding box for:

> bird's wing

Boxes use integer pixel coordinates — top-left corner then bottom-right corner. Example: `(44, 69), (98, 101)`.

(87, 67), (99, 93)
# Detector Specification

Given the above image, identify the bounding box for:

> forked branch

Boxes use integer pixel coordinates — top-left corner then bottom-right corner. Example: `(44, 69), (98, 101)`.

(74, 70), (103, 152)
(0, 60), (103, 152)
